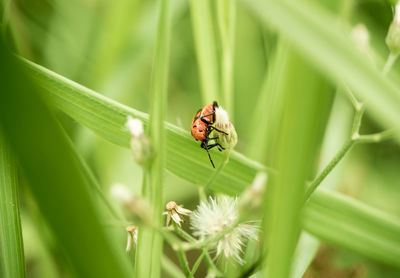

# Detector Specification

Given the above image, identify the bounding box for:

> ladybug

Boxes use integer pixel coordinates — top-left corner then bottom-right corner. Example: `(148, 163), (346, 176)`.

(191, 101), (228, 168)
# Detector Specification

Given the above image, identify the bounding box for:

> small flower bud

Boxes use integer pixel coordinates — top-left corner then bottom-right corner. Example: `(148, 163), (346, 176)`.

(386, 2), (400, 55)
(125, 225), (138, 252)
(125, 116), (154, 167)
(163, 201), (192, 227)
(214, 107), (237, 150)
(351, 24), (370, 55)
(239, 172), (268, 221)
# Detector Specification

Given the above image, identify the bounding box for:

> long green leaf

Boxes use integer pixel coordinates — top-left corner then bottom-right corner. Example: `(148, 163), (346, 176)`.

(21, 57), (266, 196)
(243, 0), (400, 139)
(0, 137), (25, 278)
(304, 189), (400, 268)
(263, 49), (334, 278)
(21, 58), (400, 268)
(0, 40), (133, 278)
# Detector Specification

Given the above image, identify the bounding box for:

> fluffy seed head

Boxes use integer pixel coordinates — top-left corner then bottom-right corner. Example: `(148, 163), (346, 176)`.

(190, 196), (257, 264)
(214, 107), (237, 150)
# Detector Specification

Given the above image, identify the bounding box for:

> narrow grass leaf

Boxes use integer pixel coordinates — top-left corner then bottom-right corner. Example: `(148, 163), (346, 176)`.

(189, 0), (220, 104)
(263, 49), (334, 278)
(0, 137), (25, 278)
(0, 40), (133, 278)
(303, 189), (400, 268)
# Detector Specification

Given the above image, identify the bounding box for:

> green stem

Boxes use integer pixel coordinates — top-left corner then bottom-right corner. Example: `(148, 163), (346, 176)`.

(176, 248), (191, 277)
(382, 52), (398, 76)
(190, 251), (205, 276)
(341, 85), (360, 110)
(357, 129), (397, 143)
(173, 225), (196, 243)
(304, 139), (355, 201)
(305, 128), (397, 202)
(135, 0), (171, 276)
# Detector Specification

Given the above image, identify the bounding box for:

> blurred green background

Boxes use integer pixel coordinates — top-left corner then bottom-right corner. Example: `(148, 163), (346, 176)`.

(1, 0), (400, 277)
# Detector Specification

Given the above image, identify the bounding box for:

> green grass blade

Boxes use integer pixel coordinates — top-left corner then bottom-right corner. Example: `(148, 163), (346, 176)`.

(263, 49), (334, 278)
(136, 0), (171, 277)
(243, 0), (400, 138)
(0, 40), (133, 278)
(189, 0), (220, 104)
(304, 188), (400, 268)
(0, 137), (25, 278)
(21, 57), (266, 196)
(19, 58), (400, 268)
(216, 0), (235, 117)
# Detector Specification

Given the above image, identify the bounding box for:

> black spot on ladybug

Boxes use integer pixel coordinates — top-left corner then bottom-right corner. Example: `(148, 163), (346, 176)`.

(199, 129), (203, 132)
(193, 125), (197, 128)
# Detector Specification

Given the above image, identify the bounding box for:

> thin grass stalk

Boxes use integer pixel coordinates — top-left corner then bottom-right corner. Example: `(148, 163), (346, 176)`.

(189, 0), (220, 104)
(0, 136), (25, 278)
(135, 0), (171, 276)
(217, 0), (235, 117)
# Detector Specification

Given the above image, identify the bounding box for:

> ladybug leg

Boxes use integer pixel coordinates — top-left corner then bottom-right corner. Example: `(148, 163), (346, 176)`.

(201, 140), (215, 168)
(209, 126), (229, 135)
(205, 143), (225, 151)
(200, 112), (216, 125)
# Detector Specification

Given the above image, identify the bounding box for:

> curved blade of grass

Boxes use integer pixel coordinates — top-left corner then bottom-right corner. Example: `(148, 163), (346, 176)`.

(304, 188), (400, 268)
(21, 57), (266, 196)
(20, 58), (400, 268)
(0, 137), (25, 278)
(243, 0), (400, 140)
(0, 41), (133, 278)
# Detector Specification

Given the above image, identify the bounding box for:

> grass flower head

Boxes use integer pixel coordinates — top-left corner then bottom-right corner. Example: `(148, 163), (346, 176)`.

(190, 196), (257, 264)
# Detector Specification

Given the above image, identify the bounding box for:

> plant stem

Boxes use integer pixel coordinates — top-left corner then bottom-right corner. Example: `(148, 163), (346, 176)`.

(190, 251), (205, 276)
(0, 137), (25, 278)
(135, 0), (171, 276)
(382, 52), (398, 76)
(173, 225), (196, 243)
(176, 248), (191, 277)
(304, 139), (355, 201)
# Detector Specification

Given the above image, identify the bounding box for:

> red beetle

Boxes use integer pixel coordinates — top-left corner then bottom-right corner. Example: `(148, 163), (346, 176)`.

(191, 101), (227, 168)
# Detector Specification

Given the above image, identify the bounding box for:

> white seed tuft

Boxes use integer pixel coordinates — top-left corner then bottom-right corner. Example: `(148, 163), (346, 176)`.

(126, 116), (144, 138)
(190, 196), (257, 264)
